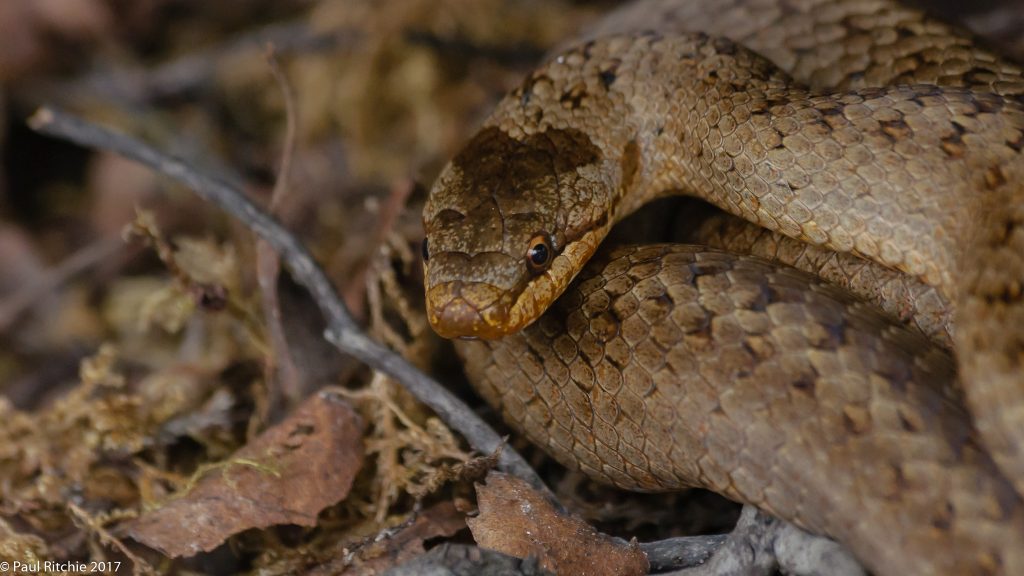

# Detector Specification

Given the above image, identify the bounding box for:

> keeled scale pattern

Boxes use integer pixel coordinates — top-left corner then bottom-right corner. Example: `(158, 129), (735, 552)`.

(695, 212), (954, 346)
(458, 245), (1024, 576)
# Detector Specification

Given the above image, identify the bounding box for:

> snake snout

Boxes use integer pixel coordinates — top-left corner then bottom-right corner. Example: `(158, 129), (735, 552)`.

(426, 280), (511, 340)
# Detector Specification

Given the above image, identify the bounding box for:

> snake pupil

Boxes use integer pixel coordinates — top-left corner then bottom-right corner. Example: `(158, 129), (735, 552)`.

(526, 234), (552, 272)
(530, 244), (548, 264)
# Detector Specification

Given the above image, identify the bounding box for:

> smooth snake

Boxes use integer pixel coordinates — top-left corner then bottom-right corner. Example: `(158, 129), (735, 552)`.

(421, 1), (1024, 574)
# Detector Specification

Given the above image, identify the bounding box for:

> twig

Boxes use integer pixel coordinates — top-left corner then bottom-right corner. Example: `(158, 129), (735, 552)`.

(264, 46), (298, 216)
(663, 506), (864, 576)
(0, 235), (125, 332)
(123, 209), (228, 311)
(772, 519), (865, 576)
(343, 178), (416, 320)
(28, 106), (550, 497)
(67, 502), (155, 576)
(638, 534), (727, 572)
(256, 45), (302, 411)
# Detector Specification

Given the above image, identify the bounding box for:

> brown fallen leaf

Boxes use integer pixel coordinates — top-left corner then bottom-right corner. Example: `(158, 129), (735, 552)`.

(127, 389), (364, 557)
(468, 472), (649, 576)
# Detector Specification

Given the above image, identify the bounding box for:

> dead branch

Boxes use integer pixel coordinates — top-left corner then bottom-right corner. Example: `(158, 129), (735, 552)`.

(27, 106), (549, 497)
(663, 506), (864, 576)
(0, 235), (125, 332)
(256, 45), (303, 411)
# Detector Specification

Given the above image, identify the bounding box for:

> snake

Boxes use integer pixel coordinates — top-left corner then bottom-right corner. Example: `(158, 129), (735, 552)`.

(420, 0), (1024, 574)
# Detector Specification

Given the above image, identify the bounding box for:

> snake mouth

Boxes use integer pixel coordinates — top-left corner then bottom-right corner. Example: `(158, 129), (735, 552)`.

(426, 280), (519, 340)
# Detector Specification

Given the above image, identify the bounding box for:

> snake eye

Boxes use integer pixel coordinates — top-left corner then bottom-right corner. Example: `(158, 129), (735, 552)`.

(421, 238), (429, 262)
(525, 233), (553, 273)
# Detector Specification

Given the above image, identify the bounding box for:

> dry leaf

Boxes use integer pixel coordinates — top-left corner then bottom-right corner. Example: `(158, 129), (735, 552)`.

(468, 472), (648, 576)
(127, 389), (364, 557)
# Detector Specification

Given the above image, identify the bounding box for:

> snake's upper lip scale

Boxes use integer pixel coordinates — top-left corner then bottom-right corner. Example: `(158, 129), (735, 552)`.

(426, 280), (513, 340)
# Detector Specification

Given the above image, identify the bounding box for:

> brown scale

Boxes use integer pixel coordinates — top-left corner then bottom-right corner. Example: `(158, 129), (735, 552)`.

(422, 1), (1024, 574)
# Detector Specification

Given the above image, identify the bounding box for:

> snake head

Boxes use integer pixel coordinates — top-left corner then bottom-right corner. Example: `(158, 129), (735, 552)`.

(423, 125), (613, 339)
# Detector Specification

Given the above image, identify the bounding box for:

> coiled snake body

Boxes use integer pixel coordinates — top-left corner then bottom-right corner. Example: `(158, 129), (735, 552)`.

(422, 1), (1024, 574)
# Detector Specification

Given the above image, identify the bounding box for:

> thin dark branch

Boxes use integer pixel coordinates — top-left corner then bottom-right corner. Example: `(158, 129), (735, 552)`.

(256, 45), (303, 411)
(264, 46), (298, 214)
(0, 235), (125, 332)
(28, 106), (550, 496)
(662, 506), (863, 576)
(638, 534), (727, 572)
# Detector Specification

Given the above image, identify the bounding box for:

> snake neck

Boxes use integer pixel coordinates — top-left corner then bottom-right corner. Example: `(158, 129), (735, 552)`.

(489, 32), (1024, 300)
